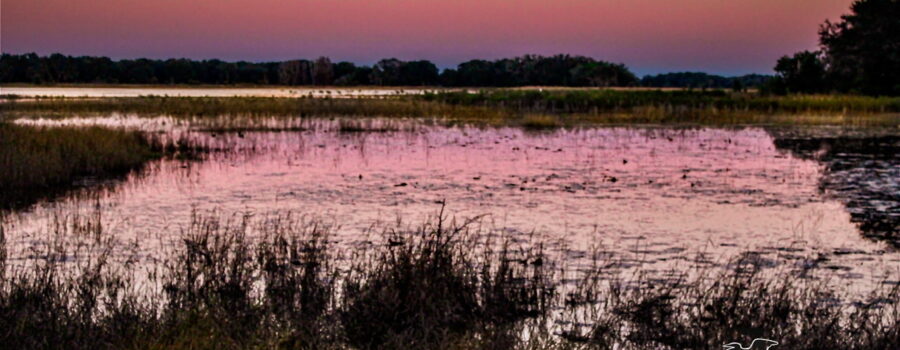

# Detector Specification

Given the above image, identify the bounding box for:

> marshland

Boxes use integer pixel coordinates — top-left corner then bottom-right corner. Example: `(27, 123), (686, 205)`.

(2, 0), (900, 347)
(1, 89), (899, 349)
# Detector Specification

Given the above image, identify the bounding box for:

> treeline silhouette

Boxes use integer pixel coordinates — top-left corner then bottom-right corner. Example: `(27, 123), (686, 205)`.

(0, 54), (644, 87)
(640, 72), (771, 90)
(771, 0), (898, 95)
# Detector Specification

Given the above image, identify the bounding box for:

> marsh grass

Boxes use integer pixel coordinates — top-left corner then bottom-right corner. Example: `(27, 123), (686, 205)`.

(0, 123), (157, 209)
(560, 254), (900, 350)
(520, 114), (562, 130)
(337, 119), (403, 133)
(4, 91), (899, 128)
(0, 123), (208, 210)
(426, 90), (900, 127)
(426, 90), (900, 114)
(0, 96), (510, 122)
(1, 209), (898, 349)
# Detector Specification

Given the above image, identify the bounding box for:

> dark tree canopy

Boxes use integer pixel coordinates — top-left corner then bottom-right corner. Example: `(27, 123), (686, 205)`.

(819, 0), (900, 95)
(442, 55), (638, 87)
(772, 51), (828, 94)
(769, 0), (899, 95)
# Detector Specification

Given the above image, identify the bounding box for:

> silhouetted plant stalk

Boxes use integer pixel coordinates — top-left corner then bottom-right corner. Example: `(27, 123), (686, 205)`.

(1, 209), (898, 349)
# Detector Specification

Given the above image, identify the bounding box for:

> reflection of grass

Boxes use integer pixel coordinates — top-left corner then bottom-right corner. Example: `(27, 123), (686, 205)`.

(2, 210), (898, 349)
(0, 123), (206, 209)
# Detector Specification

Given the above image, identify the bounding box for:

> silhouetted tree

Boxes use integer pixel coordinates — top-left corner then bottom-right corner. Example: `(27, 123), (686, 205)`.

(399, 60), (439, 85)
(371, 58), (404, 85)
(820, 0), (900, 95)
(312, 57), (334, 85)
(773, 51), (827, 94)
(278, 60), (310, 85)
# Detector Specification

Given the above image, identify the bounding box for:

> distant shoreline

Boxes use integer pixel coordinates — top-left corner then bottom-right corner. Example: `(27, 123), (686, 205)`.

(0, 85), (724, 99)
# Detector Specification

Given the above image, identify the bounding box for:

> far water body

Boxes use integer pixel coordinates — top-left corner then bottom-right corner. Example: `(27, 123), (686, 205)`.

(5, 116), (900, 294)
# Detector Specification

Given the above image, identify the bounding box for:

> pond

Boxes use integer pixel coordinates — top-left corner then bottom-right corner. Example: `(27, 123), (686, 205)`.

(4, 117), (899, 295)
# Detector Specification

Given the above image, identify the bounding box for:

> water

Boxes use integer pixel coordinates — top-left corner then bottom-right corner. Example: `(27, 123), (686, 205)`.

(5, 117), (899, 294)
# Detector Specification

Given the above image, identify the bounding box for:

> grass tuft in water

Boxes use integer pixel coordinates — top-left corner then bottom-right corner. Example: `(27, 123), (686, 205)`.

(0, 122), (209, 210)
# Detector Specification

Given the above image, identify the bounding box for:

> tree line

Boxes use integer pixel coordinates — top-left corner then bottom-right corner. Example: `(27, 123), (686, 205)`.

(771, 0), (898, 95)
(0, 52), (773, 89)
(640, 72), (771, 91)
(0, 54), (642, 87)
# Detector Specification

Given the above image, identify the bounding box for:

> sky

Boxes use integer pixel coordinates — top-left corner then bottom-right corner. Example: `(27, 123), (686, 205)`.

(1, 0), (855, 75)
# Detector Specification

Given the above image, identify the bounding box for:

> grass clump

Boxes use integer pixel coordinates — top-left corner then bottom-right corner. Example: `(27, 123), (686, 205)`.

(0, 123), (162, 209)
(520, 114), (562, 130)
(0, 123), (211, 210)
(341, 213), (553, 349)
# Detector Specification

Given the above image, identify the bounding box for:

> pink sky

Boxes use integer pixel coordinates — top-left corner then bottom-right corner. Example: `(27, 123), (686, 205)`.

(1, 0), (854, 75)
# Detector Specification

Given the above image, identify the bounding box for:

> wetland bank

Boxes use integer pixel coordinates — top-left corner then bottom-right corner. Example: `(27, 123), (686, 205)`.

(1, 89), (899, 349)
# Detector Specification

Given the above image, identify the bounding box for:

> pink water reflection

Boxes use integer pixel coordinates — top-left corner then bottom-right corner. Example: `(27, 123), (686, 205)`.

(7, 122), (898, 290)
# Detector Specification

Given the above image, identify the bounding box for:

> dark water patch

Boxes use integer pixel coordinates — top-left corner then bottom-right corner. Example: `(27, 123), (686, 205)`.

(773, 134), (900, 247)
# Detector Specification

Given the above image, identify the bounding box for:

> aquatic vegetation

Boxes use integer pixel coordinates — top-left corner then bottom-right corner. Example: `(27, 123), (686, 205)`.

(0, 95), (508, 121)
(424, 89), (900, 115)
(520, 114), (561, 130)
(337, 119), (403, 133)
(1, 210), (898, 350)
(563, 254), (900, 349)
(3, 91), (899, 128)
(0, 123), (158, 209)
(0, 123), (208, 210)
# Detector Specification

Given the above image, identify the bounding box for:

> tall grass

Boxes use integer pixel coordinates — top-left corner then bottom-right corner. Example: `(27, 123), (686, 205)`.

(1, 209), (898, 349)
(0, 123), (206, 209)
(425, 89), (900, 114)
(4, 91), (899, 127)
(0, 96), (509, 121)
(0, 123), (158, 209)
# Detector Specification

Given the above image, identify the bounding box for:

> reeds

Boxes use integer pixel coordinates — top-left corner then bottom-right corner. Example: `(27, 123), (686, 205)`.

(1, 209), (898, 349)
(4, 91), (899, 128)
(0, 96), (509, 121)
(520, 114), (562, 130)
(425, 89), (900, 114)
(0, 123), (159, 209)
(0, 123), (208, 210)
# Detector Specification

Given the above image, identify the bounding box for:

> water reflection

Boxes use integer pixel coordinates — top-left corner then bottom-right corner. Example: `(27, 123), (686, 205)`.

(5, 118), (900, 293)
(773, 133), (900, 247)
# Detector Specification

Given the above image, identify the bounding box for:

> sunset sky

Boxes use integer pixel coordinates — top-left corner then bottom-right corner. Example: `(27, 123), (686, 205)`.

(1, 0), (855, 75)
